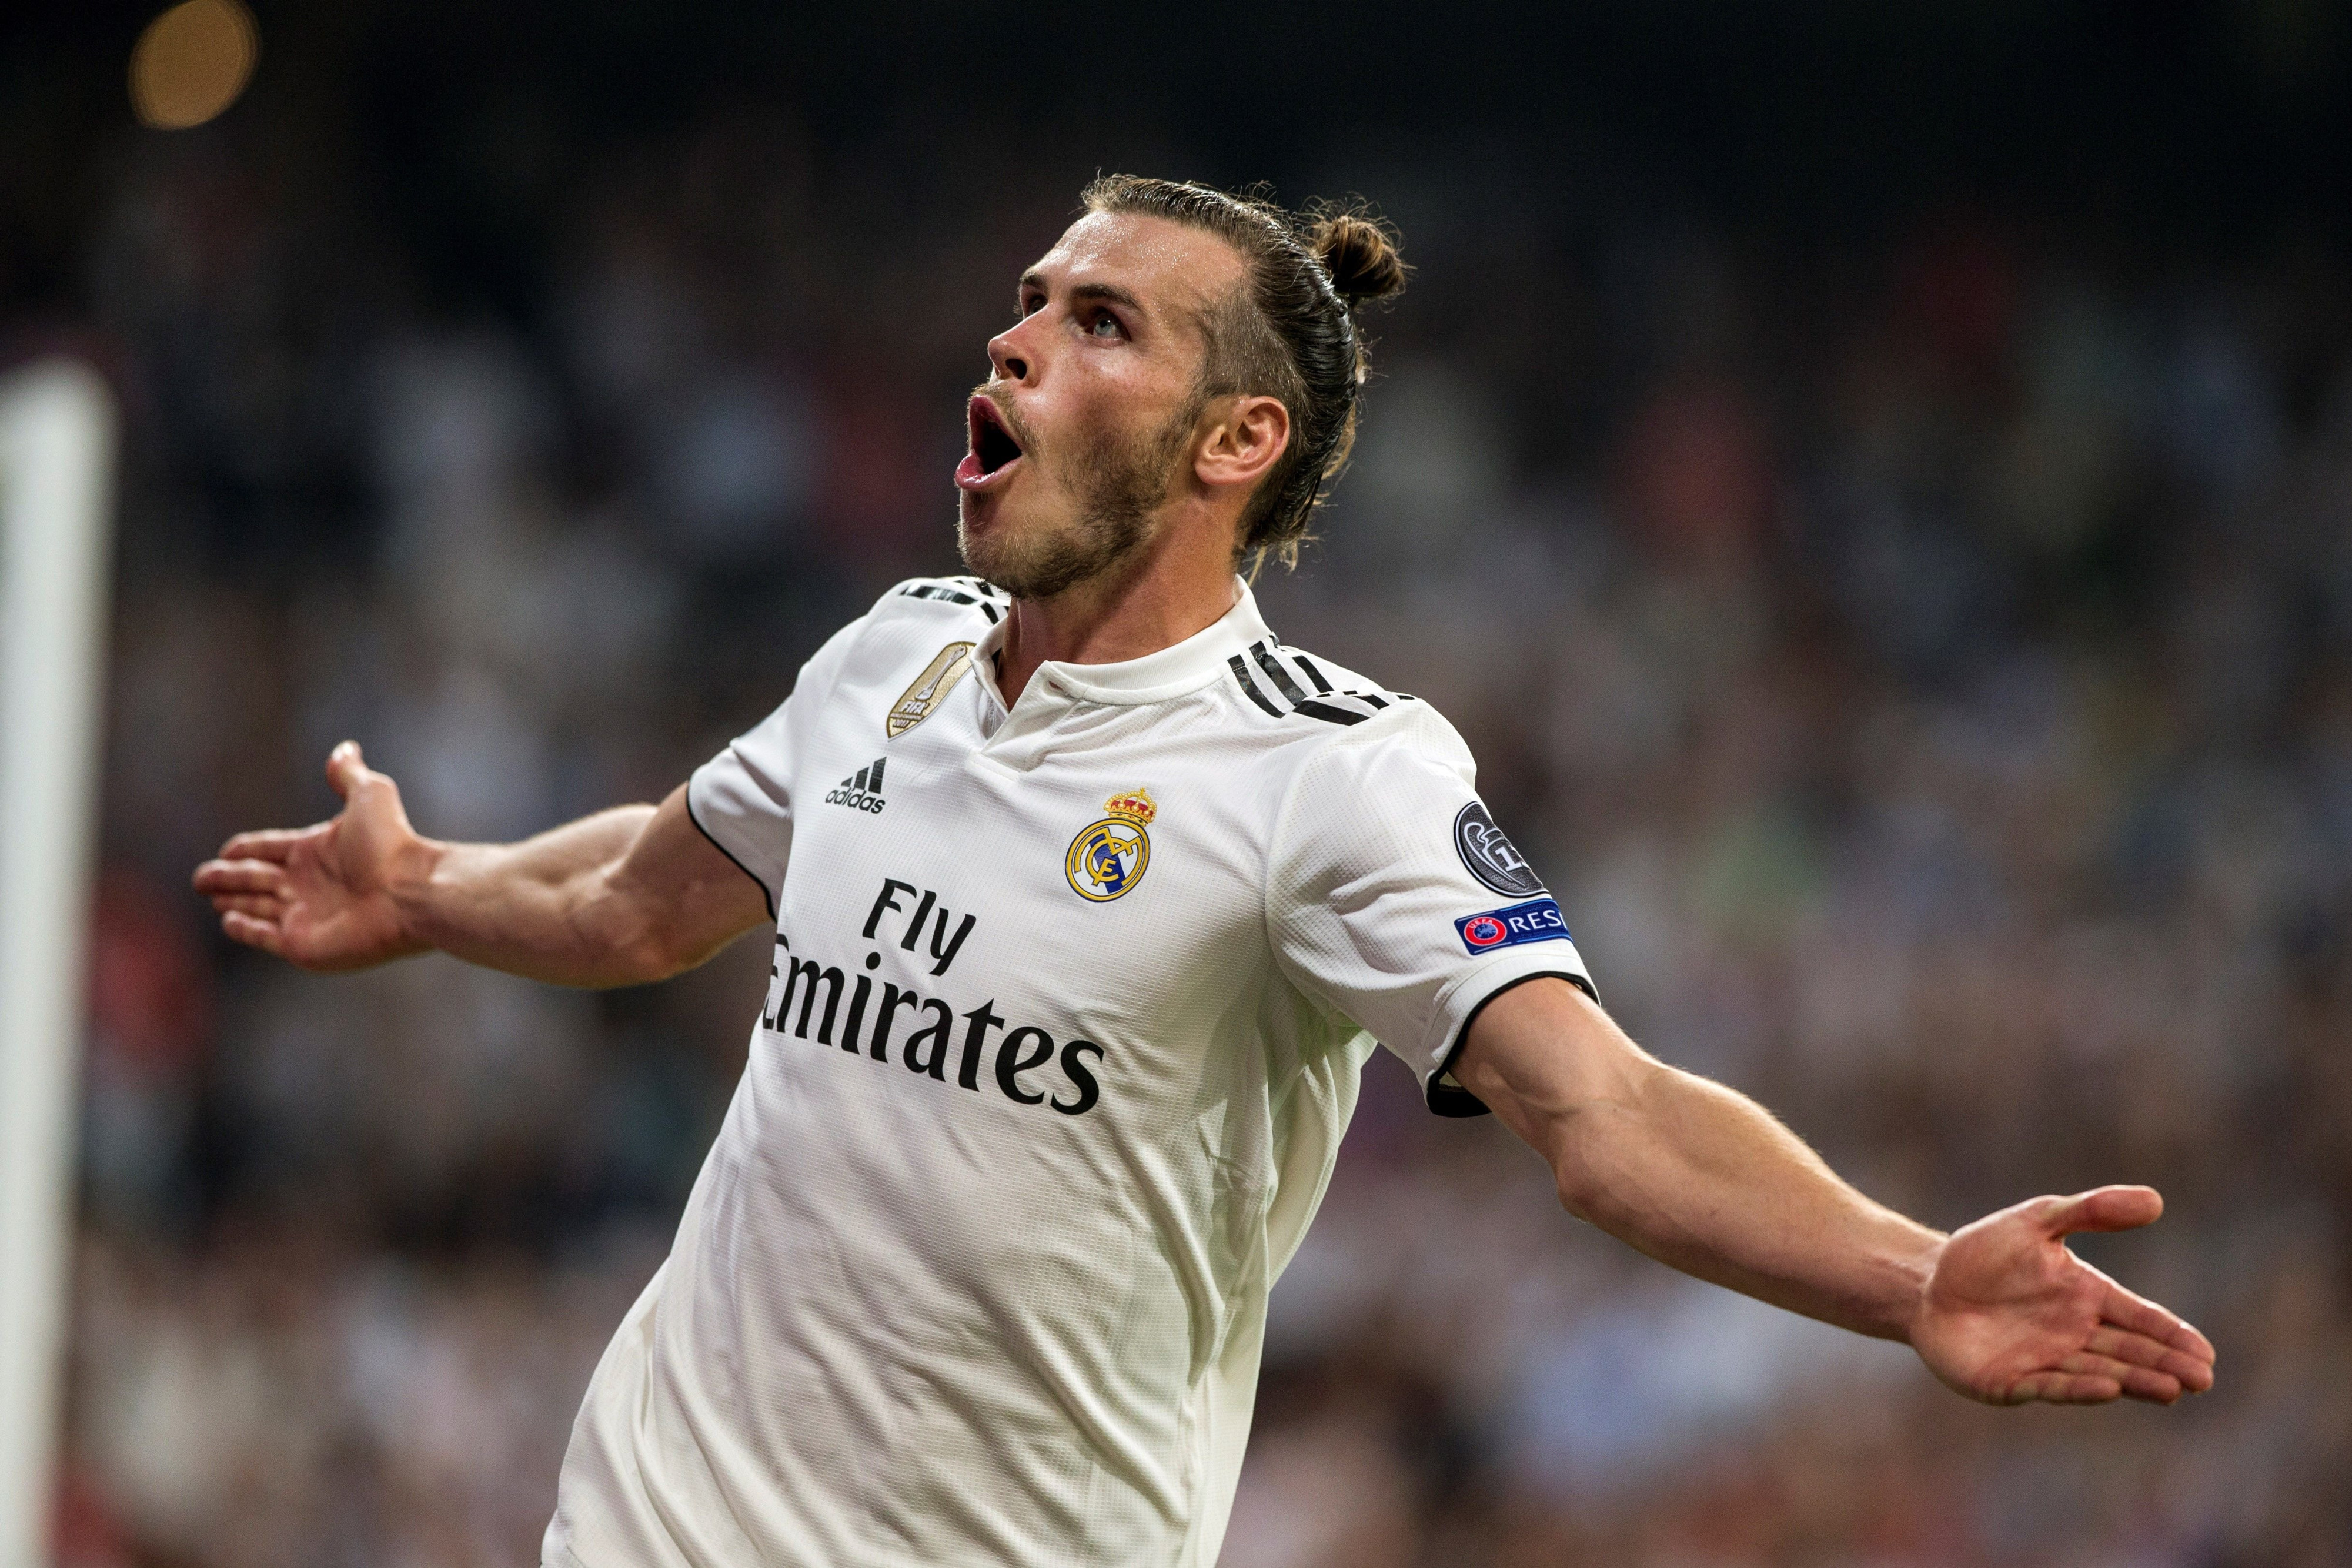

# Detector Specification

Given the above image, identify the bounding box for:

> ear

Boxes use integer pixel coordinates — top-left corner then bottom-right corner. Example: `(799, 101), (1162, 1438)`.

(1194, 394), (1291, 494)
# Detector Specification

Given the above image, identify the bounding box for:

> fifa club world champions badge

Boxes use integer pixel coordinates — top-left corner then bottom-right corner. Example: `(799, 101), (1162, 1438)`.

(1066, 788), (1155, 902)
(886, 642), (976, 739)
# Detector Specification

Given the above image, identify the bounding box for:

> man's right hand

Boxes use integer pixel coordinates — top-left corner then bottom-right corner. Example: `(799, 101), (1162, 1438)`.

(195, 742), (763, 988)
(193, 740), (438, 971)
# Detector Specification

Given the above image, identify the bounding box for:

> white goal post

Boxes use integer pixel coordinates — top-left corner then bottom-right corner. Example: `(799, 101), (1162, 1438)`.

(0, 360), (116, 1568)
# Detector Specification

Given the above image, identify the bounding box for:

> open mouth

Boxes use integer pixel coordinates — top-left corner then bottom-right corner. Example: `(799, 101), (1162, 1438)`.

(957, 394), (1025, 490)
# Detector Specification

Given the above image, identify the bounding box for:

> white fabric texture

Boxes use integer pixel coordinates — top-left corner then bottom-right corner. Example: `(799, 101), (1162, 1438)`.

(544, 576), (1594, 1568)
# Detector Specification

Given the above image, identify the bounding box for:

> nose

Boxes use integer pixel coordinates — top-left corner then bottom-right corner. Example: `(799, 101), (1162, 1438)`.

(986, 320), (1035, 385)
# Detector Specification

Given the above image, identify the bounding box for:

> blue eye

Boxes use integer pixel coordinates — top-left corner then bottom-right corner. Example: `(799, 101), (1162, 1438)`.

(1090, 315), (1122, 339)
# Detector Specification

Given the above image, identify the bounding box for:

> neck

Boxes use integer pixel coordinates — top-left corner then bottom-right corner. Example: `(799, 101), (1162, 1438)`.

(993, 521), (1240, 704)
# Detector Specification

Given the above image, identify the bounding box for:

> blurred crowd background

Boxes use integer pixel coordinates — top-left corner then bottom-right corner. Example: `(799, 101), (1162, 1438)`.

(8, 2), (2352, 1564)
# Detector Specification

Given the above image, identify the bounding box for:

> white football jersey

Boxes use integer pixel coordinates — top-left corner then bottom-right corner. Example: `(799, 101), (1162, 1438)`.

(543, 577), (1595, 1568)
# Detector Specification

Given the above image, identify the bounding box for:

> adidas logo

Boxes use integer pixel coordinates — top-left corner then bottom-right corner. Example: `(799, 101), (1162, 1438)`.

(824, 757), (888, 815)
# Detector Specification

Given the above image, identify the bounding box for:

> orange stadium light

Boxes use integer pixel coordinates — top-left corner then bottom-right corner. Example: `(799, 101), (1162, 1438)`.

(129, 0), (259, 131)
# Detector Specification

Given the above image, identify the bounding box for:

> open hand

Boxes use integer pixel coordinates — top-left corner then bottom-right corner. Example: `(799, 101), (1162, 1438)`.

(191, 740), (436, 971)
(1912, 1185), (2216, 1405)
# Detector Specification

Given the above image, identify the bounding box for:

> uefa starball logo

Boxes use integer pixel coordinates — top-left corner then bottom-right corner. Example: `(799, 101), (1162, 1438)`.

(1461, 912), (1510, 948)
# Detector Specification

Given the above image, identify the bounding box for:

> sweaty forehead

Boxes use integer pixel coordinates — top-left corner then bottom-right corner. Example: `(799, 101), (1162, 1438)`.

(1026, 211), (1247, 325)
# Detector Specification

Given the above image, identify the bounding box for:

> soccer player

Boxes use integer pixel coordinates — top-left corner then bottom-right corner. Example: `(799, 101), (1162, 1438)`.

(195, 176), (2216, 1567)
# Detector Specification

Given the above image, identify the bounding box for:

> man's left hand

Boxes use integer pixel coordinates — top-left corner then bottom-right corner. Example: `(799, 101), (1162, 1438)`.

(1911, 1185), (2217, 1405)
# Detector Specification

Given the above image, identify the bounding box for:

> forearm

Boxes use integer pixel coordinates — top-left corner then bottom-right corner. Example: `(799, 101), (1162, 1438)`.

(1552, 1061), (1942, 1340)
(1456, 980), (2217, 1406)
(201, 749), (769, 982)
(1458, 980), (1943, 1343)
(398, 805), (670, 986)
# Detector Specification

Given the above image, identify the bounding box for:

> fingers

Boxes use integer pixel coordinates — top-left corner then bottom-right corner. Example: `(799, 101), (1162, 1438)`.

(2057, 1349), (2184, 1405)
(2086, 1325), (2216, 1393)
(2043, 1185), (2163, 1238)
(2095, 1279), (2217, 1377)
(2100, 1282), (2217, 1363)
(213, 828), (310, 864)
(2006, 1369), (2124, 1405)
(206, 893), (286, 921)
(196, 855), (291, 944)
(1996, 1260), (2217, 1407)
(193, 858), (286, 896)
(194, 862), (291, 925)
(218, 910), (285, 955)
(326, 739), (369, 800)
(2086, 1261), (2216, 1355)
(2070, 1236), (2219, 1396)
(2006, 1364), (2179, 1406)
(206, 747), (363, 872)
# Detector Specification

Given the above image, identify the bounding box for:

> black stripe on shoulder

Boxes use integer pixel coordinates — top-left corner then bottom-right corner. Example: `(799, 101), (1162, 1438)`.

(1293, 699), (1368, 726)
(1287, 650), (1335, 694)
(1228, 653), (1284, 716)
(1233, 641), (1413, 727)
(899, 579), (1005, 619)
(898, 581), (1004, 618)
(1251, 642), (1311, 706)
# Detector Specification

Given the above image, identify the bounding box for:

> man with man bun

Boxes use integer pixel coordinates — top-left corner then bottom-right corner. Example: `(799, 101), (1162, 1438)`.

(196, 176), (2215, 1568)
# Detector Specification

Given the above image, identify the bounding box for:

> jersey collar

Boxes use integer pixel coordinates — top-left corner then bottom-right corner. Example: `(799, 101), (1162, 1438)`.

(975, 577), (1275, 709)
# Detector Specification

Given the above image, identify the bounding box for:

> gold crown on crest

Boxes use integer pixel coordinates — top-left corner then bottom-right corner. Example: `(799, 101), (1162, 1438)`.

(1102, 787), (1157, 826)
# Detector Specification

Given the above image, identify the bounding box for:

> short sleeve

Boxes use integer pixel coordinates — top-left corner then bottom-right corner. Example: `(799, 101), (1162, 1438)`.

(1267, 705), (1596, 1117)
(685, 616), (870, 920)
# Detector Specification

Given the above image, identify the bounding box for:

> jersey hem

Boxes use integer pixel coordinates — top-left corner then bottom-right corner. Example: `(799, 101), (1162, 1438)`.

(1426, 968), (1601, 1117)
(683, 780), (777, 922)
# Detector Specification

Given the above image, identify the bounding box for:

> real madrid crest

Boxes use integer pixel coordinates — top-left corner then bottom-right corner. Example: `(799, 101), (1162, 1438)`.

(886, 642), (975, 738)
(1065, 788), (1155, 902)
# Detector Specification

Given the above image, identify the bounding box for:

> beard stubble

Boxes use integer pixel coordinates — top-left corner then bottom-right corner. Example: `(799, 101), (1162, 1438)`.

(958, 386), (1201, 600)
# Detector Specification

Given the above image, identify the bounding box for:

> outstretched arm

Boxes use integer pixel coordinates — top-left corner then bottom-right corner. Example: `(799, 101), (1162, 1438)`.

(193, 741), (771, 987)
(1455, 977), (2217, 1406)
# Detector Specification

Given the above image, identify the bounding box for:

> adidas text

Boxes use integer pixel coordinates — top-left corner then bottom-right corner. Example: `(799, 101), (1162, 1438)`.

(826, 757), (888, 814)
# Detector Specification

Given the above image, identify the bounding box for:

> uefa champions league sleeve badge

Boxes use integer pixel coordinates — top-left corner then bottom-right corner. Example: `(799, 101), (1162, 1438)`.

(1452, 801), (1545, 897)
(1065, 788), (1156, 902)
